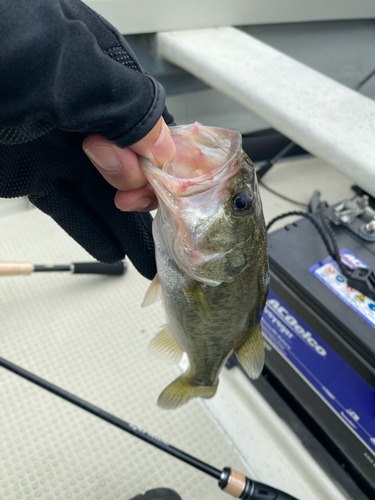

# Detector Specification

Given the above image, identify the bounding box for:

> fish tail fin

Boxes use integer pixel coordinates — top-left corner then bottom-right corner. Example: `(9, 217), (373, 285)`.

(235, 322), (265, 379)
(157, 375), (218, 410)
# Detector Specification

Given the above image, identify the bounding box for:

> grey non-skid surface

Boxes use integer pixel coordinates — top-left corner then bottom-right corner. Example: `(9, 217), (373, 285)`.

(0, 156), (355, 500)
(0, 209), (248, 500)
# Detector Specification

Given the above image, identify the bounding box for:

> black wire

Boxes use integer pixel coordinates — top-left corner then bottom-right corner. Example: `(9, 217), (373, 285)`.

(353, 68), (375, 91)
(319, 214), (348, 275)
(0, 357), (222, 481)
(267, 211), (332, 255)
(266, 211), (352, 278)
(259, 179), (309, 208)
(256, 67), (375, 208)
(255, 141), (310, 207)
(256, 141), (297, 181)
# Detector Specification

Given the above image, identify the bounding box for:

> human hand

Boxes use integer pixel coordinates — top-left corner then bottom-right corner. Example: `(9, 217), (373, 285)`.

(0, 0), (175, 279)
(82, 117), (176, 212)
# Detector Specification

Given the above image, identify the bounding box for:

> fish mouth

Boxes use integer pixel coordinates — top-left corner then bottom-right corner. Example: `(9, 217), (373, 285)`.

(139, 122), (242, 202)
(139, 123), (245, 285)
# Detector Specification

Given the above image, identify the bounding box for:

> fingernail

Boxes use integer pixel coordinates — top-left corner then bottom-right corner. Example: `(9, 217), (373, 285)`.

(122, 197), (152, 211)
(152, 124), (176, 166)
(139, 197), (152, 209)
(83, 145), (121, 174)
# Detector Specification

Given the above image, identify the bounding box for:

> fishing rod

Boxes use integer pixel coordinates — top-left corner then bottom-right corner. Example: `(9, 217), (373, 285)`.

(0, 356), (298, 500)
(0, 261), (126, 276)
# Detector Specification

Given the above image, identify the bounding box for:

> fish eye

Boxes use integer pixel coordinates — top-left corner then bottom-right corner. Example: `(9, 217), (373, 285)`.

(232, 190), (253, 214)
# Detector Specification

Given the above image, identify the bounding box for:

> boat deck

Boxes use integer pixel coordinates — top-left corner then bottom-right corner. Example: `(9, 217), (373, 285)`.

(0, 156), (368, 500)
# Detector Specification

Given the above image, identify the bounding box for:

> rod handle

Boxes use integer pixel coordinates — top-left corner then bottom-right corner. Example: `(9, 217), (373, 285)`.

(0, 262), (33, 276)
(72, 262), (126, 275)
(219, 468), (299, 500)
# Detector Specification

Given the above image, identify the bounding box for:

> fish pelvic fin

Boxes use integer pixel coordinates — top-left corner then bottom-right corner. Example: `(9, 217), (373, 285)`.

(158, 375), (218, 410)
(181, 283), (212, 324)
(235, 323), (265, 379)
(148, 325), (184, 365)
(142, 273), (162, 307)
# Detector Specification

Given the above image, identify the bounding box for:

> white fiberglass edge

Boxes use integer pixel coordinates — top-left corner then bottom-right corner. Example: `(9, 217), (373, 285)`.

(157, 28), (375, 197)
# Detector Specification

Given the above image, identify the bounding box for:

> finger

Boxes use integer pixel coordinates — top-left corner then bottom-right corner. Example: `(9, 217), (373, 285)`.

(114, 184), (158, 212)
(82, 118), (176, 192)
(129, 117), (176, 167)
(83, 134), (147, 191)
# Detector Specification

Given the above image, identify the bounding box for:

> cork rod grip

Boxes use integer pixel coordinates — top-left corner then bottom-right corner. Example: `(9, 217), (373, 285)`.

(223, 469), (247, 497)
(0, 262), (34, 276)
(219, 467), (299, 499)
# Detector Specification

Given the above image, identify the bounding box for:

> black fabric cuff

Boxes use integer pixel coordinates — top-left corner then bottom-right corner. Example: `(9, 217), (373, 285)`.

(106, 76), (167, 149)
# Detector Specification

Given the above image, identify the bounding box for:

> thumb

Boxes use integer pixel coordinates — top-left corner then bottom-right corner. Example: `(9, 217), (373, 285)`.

(129, 117), (176, 167)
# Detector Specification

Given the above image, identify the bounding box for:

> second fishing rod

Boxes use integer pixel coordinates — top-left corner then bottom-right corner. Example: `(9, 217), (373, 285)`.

(0, 356), (298, 500)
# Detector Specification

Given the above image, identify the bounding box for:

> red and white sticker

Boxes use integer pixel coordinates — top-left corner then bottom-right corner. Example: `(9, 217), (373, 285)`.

(310, 249), (375, 329)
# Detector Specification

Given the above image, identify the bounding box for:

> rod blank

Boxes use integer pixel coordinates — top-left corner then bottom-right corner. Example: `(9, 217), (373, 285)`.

(0, 357), (220, 480)
(0, 357), (298, 499)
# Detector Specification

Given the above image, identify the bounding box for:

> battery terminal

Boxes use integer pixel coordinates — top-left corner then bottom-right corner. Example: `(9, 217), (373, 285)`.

(365, 219), (375, 234)
(359, 217), (375, 242)
(331, 196), (370, 225)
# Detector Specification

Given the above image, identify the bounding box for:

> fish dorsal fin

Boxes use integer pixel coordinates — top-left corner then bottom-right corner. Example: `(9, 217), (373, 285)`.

(235, 323), (265, 379)
(181, 283), (211, 323)
(158, 374), (218, 410)
(148, 325), (184, 365)
(142, 273), (162, 307)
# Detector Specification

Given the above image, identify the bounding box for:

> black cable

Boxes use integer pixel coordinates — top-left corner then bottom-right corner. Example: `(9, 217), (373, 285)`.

(255, 139), (310, 207)
(319, 214), (352, 277)
(267, 211), (332, 257)
(256, 67), (375, 208)
(256, 141), (296, 180)
(353, 68), (375, 91)
(259, 179), (308, 208)
(266, 211), (352, 278)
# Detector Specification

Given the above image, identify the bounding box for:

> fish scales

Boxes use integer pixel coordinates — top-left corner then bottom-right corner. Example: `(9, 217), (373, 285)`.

(140, 122), (269, 409)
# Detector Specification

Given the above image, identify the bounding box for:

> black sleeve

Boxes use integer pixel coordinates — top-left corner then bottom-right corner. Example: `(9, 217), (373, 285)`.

(0, 0), (173, 147)
(0, 0), (176, 280)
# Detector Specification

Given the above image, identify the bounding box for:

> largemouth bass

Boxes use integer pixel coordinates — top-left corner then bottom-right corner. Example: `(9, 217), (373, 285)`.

(140, 122), (269, 410)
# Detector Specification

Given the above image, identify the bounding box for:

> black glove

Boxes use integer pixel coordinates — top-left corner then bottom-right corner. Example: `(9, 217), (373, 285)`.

(0, 0), (174, 280)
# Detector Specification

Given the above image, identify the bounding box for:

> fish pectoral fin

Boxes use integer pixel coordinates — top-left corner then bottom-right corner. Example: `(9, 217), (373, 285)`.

(235, 323), (265, 379)
(158, 374), (218, 410)
(148, 325), (184, 365)
(181, 283), (211, 323)
(142, 273), (162, 307)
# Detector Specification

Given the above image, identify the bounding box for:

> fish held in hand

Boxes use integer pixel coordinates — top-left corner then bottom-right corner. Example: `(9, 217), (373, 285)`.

(140, 122), (269, 410)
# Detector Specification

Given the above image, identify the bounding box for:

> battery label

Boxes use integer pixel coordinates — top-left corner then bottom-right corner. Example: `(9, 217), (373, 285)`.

(261, 289), (375, 456)
(309, 248), (375, 329)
